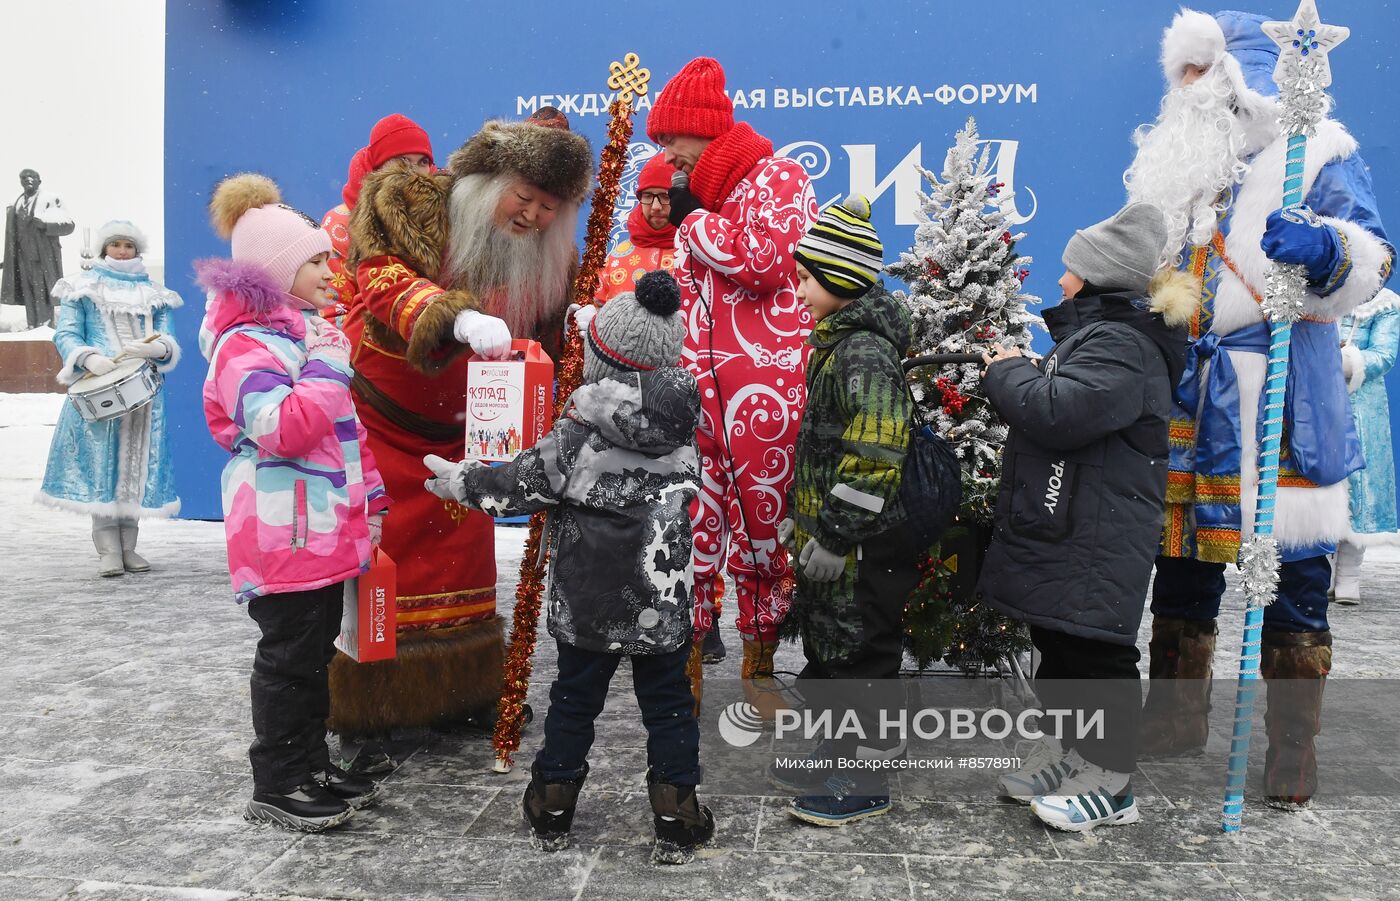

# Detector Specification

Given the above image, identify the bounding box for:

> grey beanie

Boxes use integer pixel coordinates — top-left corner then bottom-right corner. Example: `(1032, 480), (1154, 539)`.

(583, 269), (686, 384)
(1062, 202), (1168, 295)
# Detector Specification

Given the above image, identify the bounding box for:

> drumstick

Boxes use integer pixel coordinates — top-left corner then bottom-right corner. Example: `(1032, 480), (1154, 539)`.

(111, 332), (164, 365)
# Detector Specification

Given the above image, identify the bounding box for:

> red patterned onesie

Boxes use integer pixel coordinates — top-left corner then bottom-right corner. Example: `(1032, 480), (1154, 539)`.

(673, 123), (818, 641)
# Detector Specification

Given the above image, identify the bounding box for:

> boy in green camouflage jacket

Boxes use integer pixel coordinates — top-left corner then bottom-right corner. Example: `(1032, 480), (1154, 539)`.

(778, 195), (921, 827)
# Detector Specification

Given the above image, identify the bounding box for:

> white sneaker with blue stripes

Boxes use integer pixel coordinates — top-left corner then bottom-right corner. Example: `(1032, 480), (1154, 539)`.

(1030, 765), (1140, 833)
(998, 743), (1079, 805)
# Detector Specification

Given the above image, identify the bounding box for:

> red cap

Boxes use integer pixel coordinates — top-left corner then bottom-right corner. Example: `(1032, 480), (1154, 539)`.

(366, 113), (434, 169)
(637, 152), (678, 193)
(527, 106), (571, 131)
(646, 57), (734, 141)
(341, 147), (372, 209)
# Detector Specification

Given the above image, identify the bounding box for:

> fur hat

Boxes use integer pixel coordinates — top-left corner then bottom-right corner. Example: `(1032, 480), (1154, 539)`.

(584, 270), (685, 384)
(208, 173), (332, 293)
(94, 219), (148, 256)
(447, 119), (593, 204)
(1160, 10), (1280, 116)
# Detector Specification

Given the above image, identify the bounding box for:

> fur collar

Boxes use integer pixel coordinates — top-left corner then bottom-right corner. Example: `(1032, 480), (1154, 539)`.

(348, 164), (450, 278)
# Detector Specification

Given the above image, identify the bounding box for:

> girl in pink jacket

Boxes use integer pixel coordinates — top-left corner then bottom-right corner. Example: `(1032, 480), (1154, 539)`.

(197, 174), (389, 833)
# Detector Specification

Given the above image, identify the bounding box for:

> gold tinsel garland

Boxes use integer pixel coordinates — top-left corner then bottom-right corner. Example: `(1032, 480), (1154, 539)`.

(493, 99), (636, 770)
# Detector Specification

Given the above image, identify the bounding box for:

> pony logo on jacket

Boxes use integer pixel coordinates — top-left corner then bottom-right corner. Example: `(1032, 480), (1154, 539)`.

(1044, 460), (1066, 516)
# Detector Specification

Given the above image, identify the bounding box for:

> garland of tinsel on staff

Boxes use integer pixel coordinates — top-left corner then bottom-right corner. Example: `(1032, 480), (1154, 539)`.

(493, 99), (635, 771)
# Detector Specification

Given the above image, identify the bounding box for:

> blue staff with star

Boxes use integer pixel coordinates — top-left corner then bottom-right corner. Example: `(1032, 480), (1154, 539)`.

(1221, 0), (1349, 835)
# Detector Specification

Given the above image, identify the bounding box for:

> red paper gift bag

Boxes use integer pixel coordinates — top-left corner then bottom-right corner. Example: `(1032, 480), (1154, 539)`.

(336, 548), (397, 662)
(465, 339), (555, 462)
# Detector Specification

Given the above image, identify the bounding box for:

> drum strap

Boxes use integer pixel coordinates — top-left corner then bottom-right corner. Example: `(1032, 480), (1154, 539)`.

(350, 370), (460, 444)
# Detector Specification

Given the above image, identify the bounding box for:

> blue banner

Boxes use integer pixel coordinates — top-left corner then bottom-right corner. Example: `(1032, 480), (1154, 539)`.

(165, 0), (1398, 519)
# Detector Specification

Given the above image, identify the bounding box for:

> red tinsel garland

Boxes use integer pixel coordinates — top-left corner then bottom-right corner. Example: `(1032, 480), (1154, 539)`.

(493, 99), (635, 770)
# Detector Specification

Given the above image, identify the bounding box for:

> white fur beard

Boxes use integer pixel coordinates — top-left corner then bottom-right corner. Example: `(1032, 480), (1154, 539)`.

(444, 172), (578, 338)
(1124, 66), (1251, 262)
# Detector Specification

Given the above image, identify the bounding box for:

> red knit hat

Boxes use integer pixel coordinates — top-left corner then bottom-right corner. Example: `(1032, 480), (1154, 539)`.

(637, 152), (678, 193)
(366, 113), (434, 169)
(646, 57), (734, 141)
(341, 147), (372, 209)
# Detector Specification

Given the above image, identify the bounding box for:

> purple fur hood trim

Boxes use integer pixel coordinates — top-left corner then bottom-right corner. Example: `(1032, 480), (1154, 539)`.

(194, 257), (287, 316)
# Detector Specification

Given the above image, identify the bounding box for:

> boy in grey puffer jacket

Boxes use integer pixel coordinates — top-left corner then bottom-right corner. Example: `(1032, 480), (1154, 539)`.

(423, 271), (714, 865)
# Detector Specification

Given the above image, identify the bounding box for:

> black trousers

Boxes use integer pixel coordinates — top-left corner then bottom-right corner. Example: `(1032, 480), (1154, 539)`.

(246, 584), (343, 794)
(536, 641), (701, 786)
(1030, 625), (1141, 776)
(798, 526), (922, 788)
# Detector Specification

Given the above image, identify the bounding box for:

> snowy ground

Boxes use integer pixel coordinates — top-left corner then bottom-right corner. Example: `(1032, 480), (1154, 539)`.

(2, 391), (1399, 900)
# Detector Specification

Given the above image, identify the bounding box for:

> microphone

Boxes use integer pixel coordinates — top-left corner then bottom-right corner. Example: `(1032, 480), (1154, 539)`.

(672, 170), (689, 191)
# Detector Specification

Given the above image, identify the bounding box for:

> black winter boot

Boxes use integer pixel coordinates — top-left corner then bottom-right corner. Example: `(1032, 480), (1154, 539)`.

(245, 780), (353, 833)
(522, 762), (587, 852)
(701, 623), (727, 664)
(315, 761), (382, 809)
(648, 781), (715, 864)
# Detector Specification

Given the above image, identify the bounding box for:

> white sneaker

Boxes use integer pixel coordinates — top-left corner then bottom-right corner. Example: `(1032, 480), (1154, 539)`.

(998, 743), (1077, 804)
(1030, 764), (1139, 833)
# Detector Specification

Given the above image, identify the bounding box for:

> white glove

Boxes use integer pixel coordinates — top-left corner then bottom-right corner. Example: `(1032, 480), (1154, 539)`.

(777, 517), (795, 551)
(82, 353), (116, 376)
(453, 309), (512, 359)
(799, 538), (846, 582)
(423, 453), (473, 503)
(568, 303), (598, 335)
(367, 512), (385, 546)
(121, 339), (168, 361)
(1341, 342), (1363, 392)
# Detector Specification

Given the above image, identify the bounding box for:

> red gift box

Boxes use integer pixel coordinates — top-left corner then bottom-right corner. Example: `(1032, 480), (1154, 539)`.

(336, 548), (397, 662)
(465, 339), (555, 462)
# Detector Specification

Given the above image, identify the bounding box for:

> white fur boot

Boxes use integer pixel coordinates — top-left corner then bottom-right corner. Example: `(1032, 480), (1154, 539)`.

(92, 517), (125, 578)
(119, 519), (151, 573)
(1332, 540), (1364, 606)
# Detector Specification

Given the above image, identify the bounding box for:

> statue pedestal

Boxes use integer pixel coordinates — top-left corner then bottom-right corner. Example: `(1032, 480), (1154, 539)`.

(0, 335), (62, 393)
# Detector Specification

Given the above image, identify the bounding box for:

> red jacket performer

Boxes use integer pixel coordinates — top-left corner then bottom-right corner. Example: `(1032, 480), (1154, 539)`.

(329, 116), (592, 749)
(648, 57), (818, 695)
(595, 152), (681, 304)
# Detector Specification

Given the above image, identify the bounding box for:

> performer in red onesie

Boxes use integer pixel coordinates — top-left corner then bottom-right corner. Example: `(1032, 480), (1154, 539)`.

(648, 57), (818, 702)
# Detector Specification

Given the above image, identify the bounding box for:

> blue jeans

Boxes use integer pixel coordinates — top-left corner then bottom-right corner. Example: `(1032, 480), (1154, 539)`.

(1151, 555), (1331, 632)
(536, 641), (700, 785)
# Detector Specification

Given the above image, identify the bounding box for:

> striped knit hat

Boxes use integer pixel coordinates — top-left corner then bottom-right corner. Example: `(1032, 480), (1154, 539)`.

(794, 194), (883, 299)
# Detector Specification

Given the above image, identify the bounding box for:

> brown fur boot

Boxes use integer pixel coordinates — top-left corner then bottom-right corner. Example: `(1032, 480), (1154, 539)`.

(327, 615), (505, 739)
(687, 640), (704, 717)
(1139, 617), (1216, 758)
(741, 639), (786, 720)
(1262, 630), (1332, 810)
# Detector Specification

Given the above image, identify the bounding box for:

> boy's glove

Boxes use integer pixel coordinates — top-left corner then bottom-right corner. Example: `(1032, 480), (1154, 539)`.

(799, 538), (846, 582)
(367, 511), (385, 546)
(1261, 206), (1343, 285)
(777, 517), (796, 552)
(423, 453), (479, 503)
(453, 309), (512, 359)
(668, 185), (704, 227)
(81, 353), (117, 376)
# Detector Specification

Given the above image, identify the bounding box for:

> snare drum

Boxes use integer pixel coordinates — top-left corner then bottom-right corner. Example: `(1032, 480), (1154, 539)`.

(68, 358), (162, 423)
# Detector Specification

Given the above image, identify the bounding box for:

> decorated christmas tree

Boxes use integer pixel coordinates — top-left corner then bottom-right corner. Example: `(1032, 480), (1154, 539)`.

(888, 116), (1038, 672)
